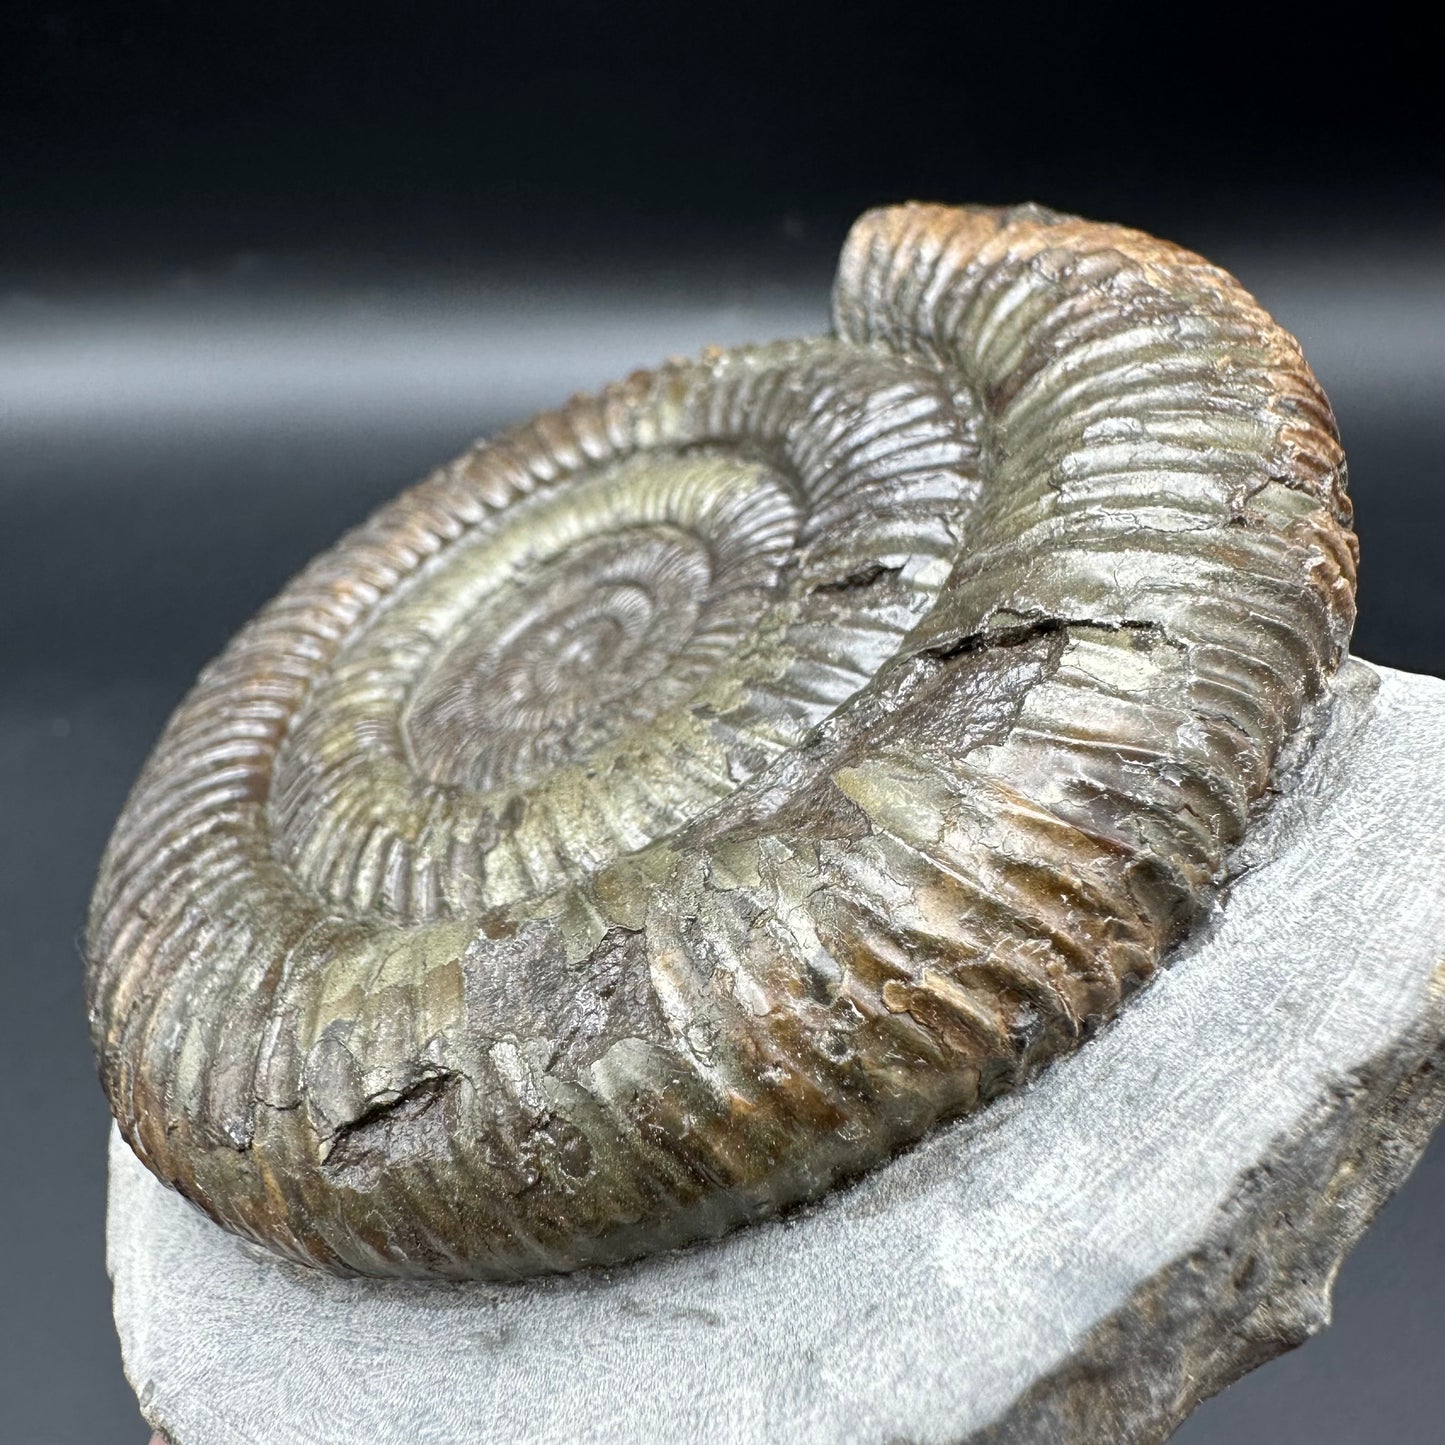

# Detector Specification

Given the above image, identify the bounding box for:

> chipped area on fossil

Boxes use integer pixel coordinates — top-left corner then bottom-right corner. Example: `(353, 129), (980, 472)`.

(86, 202), (1358, 1279)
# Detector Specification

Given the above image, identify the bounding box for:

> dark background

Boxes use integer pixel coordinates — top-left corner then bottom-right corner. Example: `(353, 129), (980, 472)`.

(1, 4), (1439, 1441)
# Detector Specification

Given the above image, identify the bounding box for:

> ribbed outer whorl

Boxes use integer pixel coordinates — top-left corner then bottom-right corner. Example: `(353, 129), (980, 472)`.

(87, 203), (1356, 1277)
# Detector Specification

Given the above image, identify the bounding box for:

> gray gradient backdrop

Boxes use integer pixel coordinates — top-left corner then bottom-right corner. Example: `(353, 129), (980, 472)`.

(1, 3), (1440, 1441)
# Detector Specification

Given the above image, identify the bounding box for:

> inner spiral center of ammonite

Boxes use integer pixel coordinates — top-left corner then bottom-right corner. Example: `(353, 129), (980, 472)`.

(268, 350), (980, 918)
(404, 528), (713, 792)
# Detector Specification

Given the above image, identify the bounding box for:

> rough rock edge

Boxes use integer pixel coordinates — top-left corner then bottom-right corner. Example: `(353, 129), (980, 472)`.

(132, 986), (1445, 1445)
(980, 970), (1445, 1444)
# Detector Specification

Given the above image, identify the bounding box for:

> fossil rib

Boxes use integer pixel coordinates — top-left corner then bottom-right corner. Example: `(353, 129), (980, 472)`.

(86, 203), (1357, 1278)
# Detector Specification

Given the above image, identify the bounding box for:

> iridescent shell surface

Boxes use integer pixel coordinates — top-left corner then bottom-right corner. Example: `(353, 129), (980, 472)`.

(87, 203), (1358, 1277)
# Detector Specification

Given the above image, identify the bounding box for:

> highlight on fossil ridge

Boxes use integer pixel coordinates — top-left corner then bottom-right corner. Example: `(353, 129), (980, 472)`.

(87, 202), (1358, 1278)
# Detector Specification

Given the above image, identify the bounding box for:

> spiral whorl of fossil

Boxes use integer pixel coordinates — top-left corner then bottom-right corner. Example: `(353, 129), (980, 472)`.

(87, 204), (1357, 1277)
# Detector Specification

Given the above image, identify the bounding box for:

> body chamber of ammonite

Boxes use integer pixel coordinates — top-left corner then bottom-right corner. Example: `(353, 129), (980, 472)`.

(87, 203), (1357, 1278)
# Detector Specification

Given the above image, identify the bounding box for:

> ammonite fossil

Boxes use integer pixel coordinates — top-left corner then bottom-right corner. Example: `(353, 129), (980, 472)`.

(87, 203), (1357, 1278)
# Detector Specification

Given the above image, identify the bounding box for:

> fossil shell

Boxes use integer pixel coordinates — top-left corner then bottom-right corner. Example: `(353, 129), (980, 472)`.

(86, 203), (1357, 1278)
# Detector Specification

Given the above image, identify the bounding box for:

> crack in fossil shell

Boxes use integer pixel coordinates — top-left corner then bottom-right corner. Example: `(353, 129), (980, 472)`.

(86, 202), (1357, 1278)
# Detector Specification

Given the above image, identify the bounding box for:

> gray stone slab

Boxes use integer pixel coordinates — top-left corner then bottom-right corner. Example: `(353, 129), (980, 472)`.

(108, 660), (1445, 1445)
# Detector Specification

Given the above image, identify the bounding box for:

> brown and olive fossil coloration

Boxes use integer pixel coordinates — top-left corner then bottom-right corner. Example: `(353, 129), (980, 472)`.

(87, 203), (1357, 1278)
